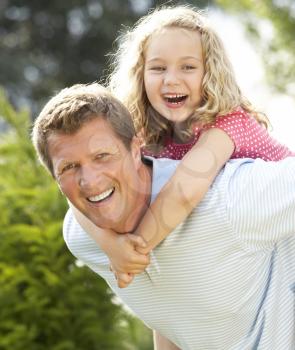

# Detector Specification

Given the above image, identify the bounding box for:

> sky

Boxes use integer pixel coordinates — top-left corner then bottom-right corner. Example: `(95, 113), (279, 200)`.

(211, 9), (295, 151)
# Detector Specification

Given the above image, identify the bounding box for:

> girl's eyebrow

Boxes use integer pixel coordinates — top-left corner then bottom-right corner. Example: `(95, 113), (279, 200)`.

(180, 56), (203, 63)
(145, 57), (164, 63)
(146, 56), (202, 63)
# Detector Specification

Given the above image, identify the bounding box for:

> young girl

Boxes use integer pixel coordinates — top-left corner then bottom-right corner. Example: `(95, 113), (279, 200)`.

(73, 5), (294, 288)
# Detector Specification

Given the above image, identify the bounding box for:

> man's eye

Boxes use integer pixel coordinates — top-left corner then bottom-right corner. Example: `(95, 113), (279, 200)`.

(60, 163), (76, 174)
(95, 153), (109, 160)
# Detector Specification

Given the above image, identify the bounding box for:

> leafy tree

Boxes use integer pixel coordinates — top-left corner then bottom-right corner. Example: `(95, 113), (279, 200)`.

(216, 0), (295, 95)
(0, 0), (140, 112)
(0, 0), (213, 113)
(0, 89), (152, 349)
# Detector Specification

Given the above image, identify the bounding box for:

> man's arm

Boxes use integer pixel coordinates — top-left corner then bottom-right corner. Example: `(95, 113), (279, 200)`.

(153, 331), (181, 350)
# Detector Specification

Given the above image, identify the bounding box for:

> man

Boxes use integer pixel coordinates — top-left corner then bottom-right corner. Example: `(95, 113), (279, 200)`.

(32, 83), (295, 350)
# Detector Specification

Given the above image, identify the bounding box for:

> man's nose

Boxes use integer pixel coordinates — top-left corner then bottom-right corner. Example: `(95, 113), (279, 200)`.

(78, 164), (100, 190)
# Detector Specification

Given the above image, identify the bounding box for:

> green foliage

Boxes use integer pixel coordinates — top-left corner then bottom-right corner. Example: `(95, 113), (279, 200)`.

(0, 0), (213, 112)
(0, 89), (153, 349)
(216, 0), (295, 95)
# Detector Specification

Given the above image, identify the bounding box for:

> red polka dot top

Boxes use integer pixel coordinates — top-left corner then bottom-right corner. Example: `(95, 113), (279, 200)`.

(142, 107), (294, 161)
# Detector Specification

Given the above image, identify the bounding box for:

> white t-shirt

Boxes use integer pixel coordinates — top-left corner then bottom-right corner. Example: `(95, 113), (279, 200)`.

(63, 157), (295, 350)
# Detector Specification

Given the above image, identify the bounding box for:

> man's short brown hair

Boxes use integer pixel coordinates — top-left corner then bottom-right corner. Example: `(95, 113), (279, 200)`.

(32, 83), (136, 177)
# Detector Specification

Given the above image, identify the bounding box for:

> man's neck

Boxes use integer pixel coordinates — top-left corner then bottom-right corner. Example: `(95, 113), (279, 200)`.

(142, 159), (153, 206)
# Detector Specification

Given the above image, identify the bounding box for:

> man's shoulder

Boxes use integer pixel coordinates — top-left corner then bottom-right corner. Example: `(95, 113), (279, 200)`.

(148, 156), (254, 204)
(63, 209), (79, 243)
(63, 209), (107, 262)
(144, 156), (180, 170)
(145, 156), (180, 203)
(211, 158), (257, 201)
(215, 158), (255, 183)
(63, 209), (86, 251)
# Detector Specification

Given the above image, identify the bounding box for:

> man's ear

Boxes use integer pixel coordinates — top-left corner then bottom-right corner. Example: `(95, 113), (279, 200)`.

(131, 135), (142, 169)
(136, 128), (146, 148)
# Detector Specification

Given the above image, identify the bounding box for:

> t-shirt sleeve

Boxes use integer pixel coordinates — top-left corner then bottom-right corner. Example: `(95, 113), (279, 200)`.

(207, 109), (248, 154)
(63, 209), (110, 267)
(226, 157), (295, 250)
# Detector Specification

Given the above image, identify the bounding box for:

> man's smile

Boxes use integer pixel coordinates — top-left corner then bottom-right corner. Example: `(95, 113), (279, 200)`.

(87, 187), (115, 203)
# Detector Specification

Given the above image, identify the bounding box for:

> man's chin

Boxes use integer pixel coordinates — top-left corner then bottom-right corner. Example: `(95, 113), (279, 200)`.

(91, 216), (139, 234)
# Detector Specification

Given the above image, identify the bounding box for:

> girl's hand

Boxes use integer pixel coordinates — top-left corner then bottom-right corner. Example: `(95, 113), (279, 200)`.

(107, 233), (150, 277)
(69, 204), (149, 288)
(110, 267), (135, 288)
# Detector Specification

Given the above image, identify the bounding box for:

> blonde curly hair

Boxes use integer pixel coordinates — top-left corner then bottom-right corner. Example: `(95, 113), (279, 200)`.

(108, 5), (268, 149)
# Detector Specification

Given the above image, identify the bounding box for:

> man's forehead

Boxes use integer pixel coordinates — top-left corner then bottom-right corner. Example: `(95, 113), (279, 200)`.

(49, 131), (119, 154)
(51, 118), (117, 143)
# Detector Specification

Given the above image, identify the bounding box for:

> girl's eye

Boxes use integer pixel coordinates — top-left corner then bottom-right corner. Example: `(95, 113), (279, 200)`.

(150, 66), (166, 72)
(182, 65), (196, 71)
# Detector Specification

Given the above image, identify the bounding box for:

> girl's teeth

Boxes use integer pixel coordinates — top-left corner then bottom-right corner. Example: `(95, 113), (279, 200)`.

(164, 94), (187, 103)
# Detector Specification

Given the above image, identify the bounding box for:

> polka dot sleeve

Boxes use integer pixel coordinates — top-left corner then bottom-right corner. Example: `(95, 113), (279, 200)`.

(208, 108), (294, 161)
(142, 107), (294, 161)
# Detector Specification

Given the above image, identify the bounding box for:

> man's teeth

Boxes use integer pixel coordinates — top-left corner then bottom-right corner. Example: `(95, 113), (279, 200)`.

(88, 188), (114, 202)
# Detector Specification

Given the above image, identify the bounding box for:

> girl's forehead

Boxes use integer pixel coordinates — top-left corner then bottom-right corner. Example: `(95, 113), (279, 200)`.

(144, 26), (202, 56)
(145, 26), (199, 46)
(149, 26), (198, 39)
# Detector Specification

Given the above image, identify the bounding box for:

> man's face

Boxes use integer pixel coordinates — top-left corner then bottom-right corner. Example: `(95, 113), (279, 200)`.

(48, 117), (147, 232)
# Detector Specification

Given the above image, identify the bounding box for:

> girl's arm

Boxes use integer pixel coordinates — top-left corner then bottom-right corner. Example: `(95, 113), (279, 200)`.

(69, 203), (150, 285)
(135, 128), (234, 253)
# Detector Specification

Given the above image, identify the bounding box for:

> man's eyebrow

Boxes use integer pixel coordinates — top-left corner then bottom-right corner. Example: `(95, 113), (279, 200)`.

(56, 159), (75, 171)
(89, 145), (113, 156)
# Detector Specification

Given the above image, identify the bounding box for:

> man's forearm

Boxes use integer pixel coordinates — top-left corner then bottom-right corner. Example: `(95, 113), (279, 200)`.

(153, 330), (181, 350)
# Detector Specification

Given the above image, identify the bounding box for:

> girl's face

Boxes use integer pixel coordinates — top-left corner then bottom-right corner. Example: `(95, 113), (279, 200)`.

(144, 27), (204, 125)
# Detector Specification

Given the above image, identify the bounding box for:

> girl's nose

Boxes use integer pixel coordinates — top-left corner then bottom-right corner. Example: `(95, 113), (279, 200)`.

(163, 69), (180, 86)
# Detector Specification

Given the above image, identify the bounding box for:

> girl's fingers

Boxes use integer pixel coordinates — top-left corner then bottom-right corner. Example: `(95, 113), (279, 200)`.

(117, 272), (134, 288)
(127, 233), (147, 248)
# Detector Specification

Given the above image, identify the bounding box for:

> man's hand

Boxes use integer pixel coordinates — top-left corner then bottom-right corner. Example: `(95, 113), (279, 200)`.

(107, 233), (150, 288)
